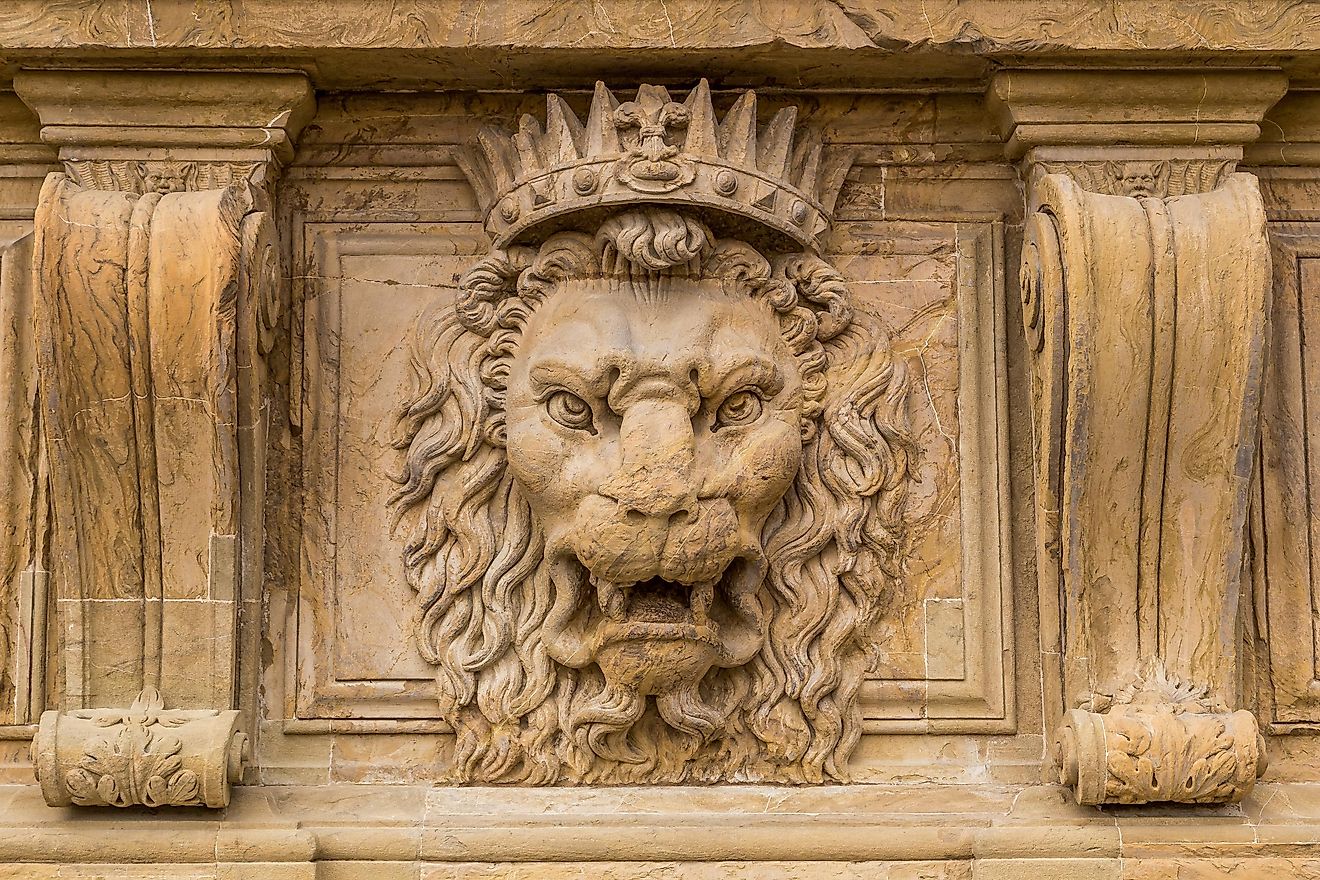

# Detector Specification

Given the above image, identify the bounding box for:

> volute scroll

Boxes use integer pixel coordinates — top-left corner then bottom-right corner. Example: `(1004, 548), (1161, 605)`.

(1022, 170), (1271, 805)
(7, 69), (315, 809)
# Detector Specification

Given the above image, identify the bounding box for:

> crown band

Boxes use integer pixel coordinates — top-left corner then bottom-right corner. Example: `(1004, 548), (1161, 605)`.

(457, 80), (841, 251)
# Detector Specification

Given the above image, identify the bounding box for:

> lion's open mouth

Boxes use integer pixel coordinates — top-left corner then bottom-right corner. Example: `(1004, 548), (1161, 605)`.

(542, 552), (766, 668)
(579, 555), (764, 642)
(592, 574), (715, 626)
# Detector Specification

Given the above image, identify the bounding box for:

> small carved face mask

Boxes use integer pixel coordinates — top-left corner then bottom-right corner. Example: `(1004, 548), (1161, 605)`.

(502, 275), (805, 696)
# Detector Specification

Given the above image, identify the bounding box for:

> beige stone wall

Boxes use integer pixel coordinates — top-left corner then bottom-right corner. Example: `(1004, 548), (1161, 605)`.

(2, 2), (1320, 875)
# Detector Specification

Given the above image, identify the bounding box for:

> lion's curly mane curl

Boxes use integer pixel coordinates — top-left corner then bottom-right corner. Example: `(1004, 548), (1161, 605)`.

(391, 208), (914, 784)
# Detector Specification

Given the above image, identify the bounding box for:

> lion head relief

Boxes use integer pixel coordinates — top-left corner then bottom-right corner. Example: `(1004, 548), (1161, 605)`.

(389, 83), (915, 784)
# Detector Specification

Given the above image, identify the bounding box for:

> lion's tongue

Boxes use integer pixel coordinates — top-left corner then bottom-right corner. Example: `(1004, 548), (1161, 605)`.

(629, 578), (690, 623)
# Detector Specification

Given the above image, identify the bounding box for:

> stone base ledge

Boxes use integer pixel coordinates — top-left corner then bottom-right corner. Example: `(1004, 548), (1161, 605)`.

(2, 782), (1320, 876)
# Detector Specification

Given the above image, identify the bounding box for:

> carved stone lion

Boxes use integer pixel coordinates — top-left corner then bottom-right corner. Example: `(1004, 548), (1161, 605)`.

(392, 207), (913, 784)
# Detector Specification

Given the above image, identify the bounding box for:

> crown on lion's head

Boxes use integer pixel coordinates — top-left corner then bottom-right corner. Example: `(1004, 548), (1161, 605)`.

(391, 84), (914, 784)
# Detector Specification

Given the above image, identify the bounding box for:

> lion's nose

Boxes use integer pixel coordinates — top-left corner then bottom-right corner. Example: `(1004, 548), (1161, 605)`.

(600, 397), (697, 522)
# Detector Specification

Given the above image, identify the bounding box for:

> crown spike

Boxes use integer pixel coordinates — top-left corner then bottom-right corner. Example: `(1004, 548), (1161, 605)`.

(514, 114), (547, 179)
(585, 81), (621, 157)
(544, 95), (585, 164)
(453, 145), (494, 209)
(719, 90), (758, 166)
(758, 106), (797, 178)
(475, 127), (517, 196)
(683, 79), (719, 157)
(817, 146), (857, 216)
(790, 130), (822, 198)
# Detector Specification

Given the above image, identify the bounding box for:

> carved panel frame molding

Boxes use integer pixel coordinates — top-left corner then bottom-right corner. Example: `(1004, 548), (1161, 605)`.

(1259, 223), (1320, 730)
(281, 184), (1013, 741)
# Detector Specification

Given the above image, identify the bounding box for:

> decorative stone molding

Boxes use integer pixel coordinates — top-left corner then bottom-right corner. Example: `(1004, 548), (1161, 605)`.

(1030, 157), (1236, 199)
(13, 70), (314, 196)
(1018, 156), (1271, 804)
(6, 69), (312, 807)
(61, 158), (265, 196)
(32, 688), (246, 808)
(392, 82), (915, 784)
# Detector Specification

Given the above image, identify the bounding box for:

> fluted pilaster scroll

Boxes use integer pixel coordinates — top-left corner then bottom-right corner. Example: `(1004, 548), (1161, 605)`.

(6, 70), (313, 808)
(995, 69), (1283, 805)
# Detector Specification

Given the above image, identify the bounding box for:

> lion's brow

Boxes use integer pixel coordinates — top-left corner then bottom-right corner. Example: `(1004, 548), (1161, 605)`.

(702, 355), (786, 398)
(529, 359), (611, 395)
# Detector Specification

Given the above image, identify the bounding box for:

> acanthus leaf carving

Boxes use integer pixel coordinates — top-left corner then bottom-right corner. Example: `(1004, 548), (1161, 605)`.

(34, 688), (245, 809)
(1056, 703), (1264, 806)
(61, 687), (202, 808)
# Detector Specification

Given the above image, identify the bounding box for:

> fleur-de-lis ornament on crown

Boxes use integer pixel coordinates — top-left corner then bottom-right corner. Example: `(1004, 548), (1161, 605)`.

(456, 80), (850, 251)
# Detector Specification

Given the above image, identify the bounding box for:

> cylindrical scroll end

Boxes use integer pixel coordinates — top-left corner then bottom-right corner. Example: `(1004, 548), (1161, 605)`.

(1054, 706), (1264, 806)
(29, 690), (244, 809)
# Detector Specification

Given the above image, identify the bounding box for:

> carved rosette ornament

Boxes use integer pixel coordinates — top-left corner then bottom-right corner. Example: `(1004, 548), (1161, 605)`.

(393, 82), (913, 784)
(1021, 170), (1270, 805)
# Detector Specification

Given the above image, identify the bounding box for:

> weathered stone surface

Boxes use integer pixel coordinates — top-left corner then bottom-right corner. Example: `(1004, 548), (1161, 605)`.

(0, 2), (1317, 874)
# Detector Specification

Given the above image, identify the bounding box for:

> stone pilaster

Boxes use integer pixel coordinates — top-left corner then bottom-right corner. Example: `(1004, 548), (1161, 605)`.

(0, 94), (56, 733)
(12, 70), (313, 808)
(990, 69), (1285, 805)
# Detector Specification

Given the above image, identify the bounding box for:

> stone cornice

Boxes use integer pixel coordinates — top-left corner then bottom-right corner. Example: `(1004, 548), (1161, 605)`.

(0, 1), (1316, 53)
(1, 3), (1319, 89)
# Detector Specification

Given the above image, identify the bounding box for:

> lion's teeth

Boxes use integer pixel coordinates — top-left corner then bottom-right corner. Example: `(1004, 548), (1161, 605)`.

(597, 580), (629, 621)
(730, 591), (761, 620)
(692, 580), (716, 626)
(606, 590), (627, 621)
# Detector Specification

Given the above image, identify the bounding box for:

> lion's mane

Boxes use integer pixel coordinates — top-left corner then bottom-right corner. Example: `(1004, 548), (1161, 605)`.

(391, 208), (914, 784)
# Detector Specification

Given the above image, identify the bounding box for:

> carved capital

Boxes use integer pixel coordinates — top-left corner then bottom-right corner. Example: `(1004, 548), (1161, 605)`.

(990, 69), (1288, 209)
(32, 688), (246, 808)
(13, 70), (314, 195)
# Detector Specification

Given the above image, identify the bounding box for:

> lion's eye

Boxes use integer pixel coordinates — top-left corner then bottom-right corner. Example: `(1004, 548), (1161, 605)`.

(546, 390), (596, 433)
(713, 389), (764, 431)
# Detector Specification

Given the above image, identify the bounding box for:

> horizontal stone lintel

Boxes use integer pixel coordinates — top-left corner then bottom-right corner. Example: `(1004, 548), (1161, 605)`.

(1, 4), (1320, 91)
(0, 782), (1318, 865)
